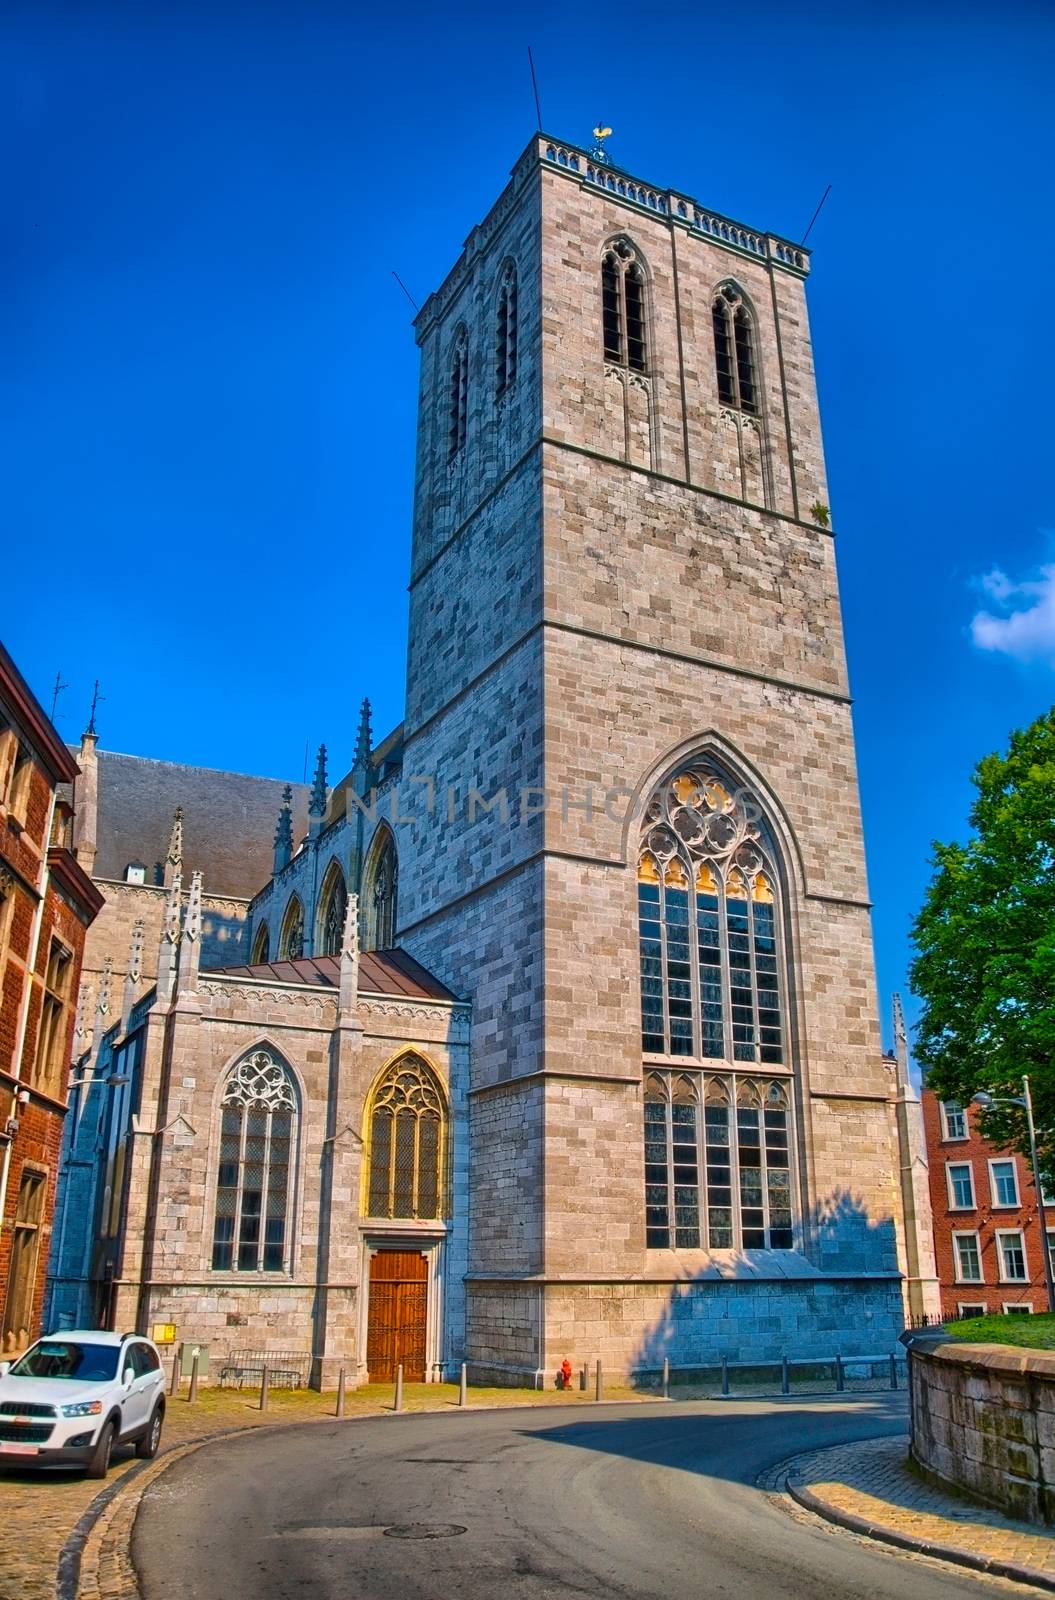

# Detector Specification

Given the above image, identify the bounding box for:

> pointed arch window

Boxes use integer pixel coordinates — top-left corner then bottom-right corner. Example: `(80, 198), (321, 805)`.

(712, 284), (758, 414)
(495, 264), (518, 397)
(278, 895), (304, 961)
(638, 766), (784, 1065)
(644, 1073), (793, 1250)
(602, 240), (648, 373)
(364, 827), (397, 951)
(366, 1055), (446, 1219)
(250, 922), (270, 965)
(212, 1050), (297, 1272)
(448, 329), (468, 459)
(317, 865), (347, 958)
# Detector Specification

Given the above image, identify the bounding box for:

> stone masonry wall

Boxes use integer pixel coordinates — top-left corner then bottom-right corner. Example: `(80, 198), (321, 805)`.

(910, 1341), (1055, 1524)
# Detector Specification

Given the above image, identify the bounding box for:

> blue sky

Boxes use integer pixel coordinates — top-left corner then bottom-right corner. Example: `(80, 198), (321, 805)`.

(4, 0), (1053, 1046)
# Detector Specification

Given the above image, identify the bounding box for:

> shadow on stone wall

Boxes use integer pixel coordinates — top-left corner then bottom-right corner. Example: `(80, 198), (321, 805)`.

(629, 1190), (902, 1375)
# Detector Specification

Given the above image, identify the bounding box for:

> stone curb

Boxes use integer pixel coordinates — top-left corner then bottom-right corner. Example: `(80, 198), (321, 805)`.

(781, 1467), (1055, 1594)
(61, 1393), (663, 1599)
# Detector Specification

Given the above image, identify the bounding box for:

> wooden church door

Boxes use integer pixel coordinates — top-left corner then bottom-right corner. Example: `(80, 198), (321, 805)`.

(366, 1250), (428, 1381)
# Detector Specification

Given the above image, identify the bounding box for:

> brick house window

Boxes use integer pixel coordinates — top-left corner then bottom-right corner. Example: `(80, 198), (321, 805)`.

(366, 1054), (446, 1220)
(956, 1301), (986, 1318)
(448, 327), (468, 460)
(997, 1230), (1028, 1282)
(953, 1232), (983, 1282)
(940, 1102), (967, 1140)
(1, 1169), (46, 1353)
(32, 939), (72, 1099)
(211, 1050), (297, 1273)
(989, 1158), (1020, 1208)
(644, 1072), (793, 1251)
(495, 263), (518, 397)
(1004, 1302), (1033, 1315)
(946, 1161), (975, 1210)
(602, 239), (648, 373)
(712, 283), (759, 415)
(637, 762), (784, 1064)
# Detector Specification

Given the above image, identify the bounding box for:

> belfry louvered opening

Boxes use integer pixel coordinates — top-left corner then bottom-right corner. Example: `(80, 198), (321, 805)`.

(712, 284), (759, 414)
(602, 240), (648, 373)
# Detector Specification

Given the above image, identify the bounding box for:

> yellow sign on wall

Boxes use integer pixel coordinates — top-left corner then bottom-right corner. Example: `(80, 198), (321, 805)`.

(151, 1323), (176, 1345)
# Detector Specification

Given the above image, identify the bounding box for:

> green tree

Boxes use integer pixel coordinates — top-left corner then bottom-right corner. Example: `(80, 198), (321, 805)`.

(910, 707), (1055, 1183)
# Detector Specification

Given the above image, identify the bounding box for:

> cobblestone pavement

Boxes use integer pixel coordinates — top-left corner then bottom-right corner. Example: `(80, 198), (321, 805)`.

(0, 1379), (649, 1600)
(772, 1434), (1055, 1589)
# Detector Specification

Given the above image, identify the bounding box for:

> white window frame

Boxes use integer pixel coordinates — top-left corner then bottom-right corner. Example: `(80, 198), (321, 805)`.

(1002, 1302), (1033, 1315)
(988, 1158), (1020, 1209)
(945, 1160), (976, 1210)
(952, 1230), (983, 1284)
(996, 1228), (1028, 1283)
(940, 1101), (968, 1141)
(956, 1301), (986, 1318)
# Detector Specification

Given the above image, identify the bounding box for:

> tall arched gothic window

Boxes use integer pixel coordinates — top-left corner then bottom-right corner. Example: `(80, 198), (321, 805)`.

(364, 827), (397, 950)
(366, 1054), (446, 1219)
(712, 284), (758, 414)
(602, 240), (648, 373)
(212, 1050), (297, 1272)
(278, 895), (304, 961)
(448, 328), (468, 459)
(638, 761), (794, 1252)
(250, 922), (270, 965)
(495, 264), (518, 396)
(317, 863), (347, 958)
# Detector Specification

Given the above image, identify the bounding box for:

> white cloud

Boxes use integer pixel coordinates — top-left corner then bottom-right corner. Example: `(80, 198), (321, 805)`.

(970, 557), (1055, 665)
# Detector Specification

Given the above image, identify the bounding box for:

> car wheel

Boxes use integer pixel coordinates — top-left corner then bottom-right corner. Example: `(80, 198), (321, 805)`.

(136, 1406), (163, 1460)
(86, 1420), (116, 1479)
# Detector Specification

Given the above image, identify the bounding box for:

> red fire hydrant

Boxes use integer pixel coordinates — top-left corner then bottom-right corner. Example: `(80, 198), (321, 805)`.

(559, 1358), (573, 1392)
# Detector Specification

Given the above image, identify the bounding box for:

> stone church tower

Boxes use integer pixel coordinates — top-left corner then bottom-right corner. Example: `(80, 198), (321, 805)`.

(400, 134), (906, 1378)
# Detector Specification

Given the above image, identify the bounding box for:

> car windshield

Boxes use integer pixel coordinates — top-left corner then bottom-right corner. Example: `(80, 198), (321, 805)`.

(8, 1342), (121, 1382)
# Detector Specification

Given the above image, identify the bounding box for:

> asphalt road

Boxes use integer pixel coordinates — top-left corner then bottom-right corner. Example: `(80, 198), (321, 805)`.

(133, 1395), (1001, 1600)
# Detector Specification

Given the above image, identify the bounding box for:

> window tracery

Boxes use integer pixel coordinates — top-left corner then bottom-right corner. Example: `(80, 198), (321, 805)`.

(448, 328), (468, 459)
(602, 240), (648, 373)
(712, 283), (758, 414)
(495, 264), (518, 396)
(278, 895), (304, 961)
(317, 865), (347, 959)
(364, 827), (397, 950)
(366, 1054), (446, 1220)
(212, 1050), (297, 1273)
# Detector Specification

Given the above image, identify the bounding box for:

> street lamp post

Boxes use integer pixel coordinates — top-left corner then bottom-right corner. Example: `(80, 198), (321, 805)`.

(972, 1076), (1055, 1314)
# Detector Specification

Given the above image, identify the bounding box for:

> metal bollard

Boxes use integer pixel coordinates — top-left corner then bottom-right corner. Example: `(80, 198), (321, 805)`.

(662, 1357), (670, 1400)
(781, 1354), (790, 1396)
(721, 1355), (730, 1397)
(260, 1365), (269, 1411)
(336, 1367), (346, 1418)
(580, 1364), (587, 1392)
(835, 1354), (845, 1393)
(595, 1359), (603, 1402)
(188, 1352), (199, 1404)
(394, 1363), (404, 1413)
(889, 1353), (898, 1392)
(169, 1349), (180, 1396)
(459, 1362), (467, 1407)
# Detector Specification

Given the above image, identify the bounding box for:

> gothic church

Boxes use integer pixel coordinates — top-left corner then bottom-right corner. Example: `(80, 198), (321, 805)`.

(47, 133), (919, 1384)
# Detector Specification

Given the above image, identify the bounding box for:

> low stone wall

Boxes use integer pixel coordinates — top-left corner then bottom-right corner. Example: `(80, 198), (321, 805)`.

(909, 1339), (1055, 1524)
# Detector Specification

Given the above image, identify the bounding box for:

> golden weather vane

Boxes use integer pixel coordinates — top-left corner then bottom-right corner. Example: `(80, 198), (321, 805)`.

(591, 123), (613, 164)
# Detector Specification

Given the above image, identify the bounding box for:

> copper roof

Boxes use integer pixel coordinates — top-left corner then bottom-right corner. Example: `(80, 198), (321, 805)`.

(212, 947), (459, 1002)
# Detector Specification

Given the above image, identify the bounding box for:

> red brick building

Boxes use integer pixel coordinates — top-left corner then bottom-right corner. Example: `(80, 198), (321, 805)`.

(0, 643), (102, 1352)
(922, 1086), (1052, 1318)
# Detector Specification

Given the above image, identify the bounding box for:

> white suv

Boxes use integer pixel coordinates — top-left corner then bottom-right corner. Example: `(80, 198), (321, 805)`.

(0, 1330), (166, 1476)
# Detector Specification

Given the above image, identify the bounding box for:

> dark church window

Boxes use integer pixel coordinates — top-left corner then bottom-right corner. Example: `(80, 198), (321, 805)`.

(366, 1054), (446, 1220)
(317, 863), (347, 958)
(212, 1050), (297, 1273)
(364, 826), (397, 950)
(278, 895), (304, 961)
(495, 264), (518, 396)
(251, 922), (270, 965)
(601, 240), (648, 373)
(448, 329), (468, 459)
(712, 284), (759, 414)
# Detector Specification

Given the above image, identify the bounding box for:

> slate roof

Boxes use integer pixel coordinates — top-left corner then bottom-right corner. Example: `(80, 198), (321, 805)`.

(213, 948), (459, 1001)
(85, 748), (310, 899)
